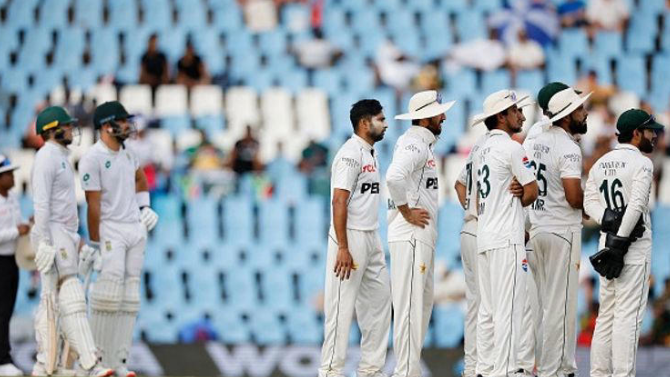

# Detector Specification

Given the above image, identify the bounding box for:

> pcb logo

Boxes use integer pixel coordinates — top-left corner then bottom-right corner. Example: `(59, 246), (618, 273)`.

(521, 259), (528, 272)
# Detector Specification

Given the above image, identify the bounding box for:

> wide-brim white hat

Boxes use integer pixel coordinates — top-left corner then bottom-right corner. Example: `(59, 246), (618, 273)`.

(547, 88), (592, 123)
(395, 90), (456, 120)
(471, 90), (529, 126)
(0, 154), (18, 174)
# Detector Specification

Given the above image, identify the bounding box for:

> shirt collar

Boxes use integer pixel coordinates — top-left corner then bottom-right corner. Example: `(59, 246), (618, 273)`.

(552, 125), (578, 142)
(615, 143), (641, 153)
(46, 140), (70, 156)
(352, 134), (373, 152)
(489, 129), (511, 139)
(408, 126), (437, 145)
(97, 139), (120, 155)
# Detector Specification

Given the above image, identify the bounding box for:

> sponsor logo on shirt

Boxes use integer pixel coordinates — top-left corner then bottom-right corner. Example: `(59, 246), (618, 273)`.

(521, 258), (528, 272)
(362, 164), (376, 173)
(361, 182), (380, 194)
(522, 156), (532, 169)
(426, 177), (438, 189)
(83, 173), (90, 182)
(105, 161), (111, 169)
(426, 159), (436, 168)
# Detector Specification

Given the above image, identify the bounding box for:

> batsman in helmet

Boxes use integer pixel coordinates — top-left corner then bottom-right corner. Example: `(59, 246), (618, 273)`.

(31, 106), (113, 377)
(78, 101), (158, 377)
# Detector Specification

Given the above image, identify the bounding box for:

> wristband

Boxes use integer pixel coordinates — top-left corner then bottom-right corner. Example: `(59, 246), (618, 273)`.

(136, 191), (150, 208)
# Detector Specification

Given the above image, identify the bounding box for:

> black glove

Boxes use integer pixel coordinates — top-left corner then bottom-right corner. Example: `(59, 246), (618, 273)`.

(600, 232), (631, 280)
(601, 207), (645, 242)
(589, 248), (610, 277)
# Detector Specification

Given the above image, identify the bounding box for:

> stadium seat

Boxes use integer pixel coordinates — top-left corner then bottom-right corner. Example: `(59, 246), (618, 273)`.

(258, 267), (294, 311)
(286, 305), (322, 344)
(175, 0), (208, 30)
(6, 0), (37, 29)
(258, 199), (291, 246)
(156, 85), (189, 116)
(261, 88), (294, 138)
(559, 29), (589, 59)
(296, 88), (330, 140)
(616, 55), (646, 97)
(222, 194), (254, 243)
(39, 0), (70, 28)
(191, 85), (224, 116)
(211, 309), (251, 344)
(482, 69), (512, 94)
(186, 195), (221, 244)
(119, 85), (153, 115)
(455, 9), (485, 42)
(225, 86), (261, 133)
(223, 266), (258, 311)
(108, 0), (139, 30)
(73, 0), (103, 27)
(594, 31), (623, 59)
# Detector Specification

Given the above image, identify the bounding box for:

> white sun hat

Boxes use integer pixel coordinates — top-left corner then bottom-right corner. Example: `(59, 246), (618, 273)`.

(0, 154), (19, 174)
(471, 89), (529, 126)
(547, 88), (592, 123)
(395, 90), (456, 120)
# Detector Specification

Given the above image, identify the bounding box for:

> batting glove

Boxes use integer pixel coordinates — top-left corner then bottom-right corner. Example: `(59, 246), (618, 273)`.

(35, 242), (57, 274)
(140, 207), (159, 231)
(78, 242), (100, 277)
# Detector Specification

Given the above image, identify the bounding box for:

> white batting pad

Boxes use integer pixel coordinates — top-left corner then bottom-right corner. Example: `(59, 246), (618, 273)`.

(89, 276), (124, 368)
(58, 277), (98, 370)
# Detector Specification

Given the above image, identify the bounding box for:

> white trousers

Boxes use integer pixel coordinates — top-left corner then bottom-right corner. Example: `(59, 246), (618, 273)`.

(528, 231), (580, 377)
(99, 221), (147, 280)
(319, 229), (392, 377)
(389, 239), (434, 377)
(590, 261), (650, 377)
(478, 244), (528, 377)
(517, 246), (538, 374)
(460, 230), (482, 377)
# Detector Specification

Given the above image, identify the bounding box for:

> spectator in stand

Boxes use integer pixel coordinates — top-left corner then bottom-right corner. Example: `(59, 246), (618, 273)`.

(291, 28), (342, 70)
(447, 28), (506, 72)
(176, 41), (211, 88)
(298, 139), (329, 197)
(558, 0), (587, 28)
(374, 39), (421, 93)
(586, 0), (629, 33)
(140, 34), (169, 92)
(508, 29), (545, 71)
(575, 70), (616, 108)
(227, 126), (263, 175)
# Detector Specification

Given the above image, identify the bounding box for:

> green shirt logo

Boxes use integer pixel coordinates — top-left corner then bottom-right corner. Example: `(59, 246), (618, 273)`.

(105, 161), (111, 169)
(83, 173), (90, 182)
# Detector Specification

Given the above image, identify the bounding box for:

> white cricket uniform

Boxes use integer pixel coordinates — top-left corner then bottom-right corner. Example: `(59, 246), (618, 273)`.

(319, 135), (391, 377)
(456, 132), (491, 377)
(475, 129), (536, 377)
(386, 126), (439, 377)
(79, 140), (147, 371)
(0, 192), (21, 256)
(31, 141), (80, 276)
(31, 141), (99, 371)
(584, 144), (653, 377)
(523, 126), (582, 377)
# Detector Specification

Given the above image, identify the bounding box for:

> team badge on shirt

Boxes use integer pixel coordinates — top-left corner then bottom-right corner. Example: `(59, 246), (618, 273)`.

(105, 161), (111, 169)
(83, 173), (90, 182)
(60, 248), (67, 259)
(105, 241), (112, 252)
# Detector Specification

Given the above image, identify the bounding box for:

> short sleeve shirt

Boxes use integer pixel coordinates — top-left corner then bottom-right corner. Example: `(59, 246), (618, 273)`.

(330, 135), (381, 231)
(475, 130), (536, 252)
(79, 141), (141, 224)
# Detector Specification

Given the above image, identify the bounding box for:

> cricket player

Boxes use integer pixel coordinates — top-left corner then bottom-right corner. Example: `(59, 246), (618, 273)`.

(79, 101), (159, 377)
(31, 106), (113, 377)
(585, 109), (664, 377)
(0, 155), (29, 377)
(454, 130), (490, 377)
(318, 99), (391, 377)
(523, 87), (591, 377)
(387, 90), (455, 377)
(471, 90), (538, 377)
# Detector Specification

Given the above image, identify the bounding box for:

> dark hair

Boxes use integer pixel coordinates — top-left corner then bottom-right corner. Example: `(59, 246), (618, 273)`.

(350, 99), (383, 131)
(483, 108), (509, 130)
(412, 119), (420, 126)
(617, 131), (634, 143)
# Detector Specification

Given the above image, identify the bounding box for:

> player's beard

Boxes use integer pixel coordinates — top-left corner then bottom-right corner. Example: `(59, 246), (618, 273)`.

(568, 115), (587, 134)
(368, 119), (386, 142)
(639, 133), (654, 153)
(427, 116), (442, 136)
